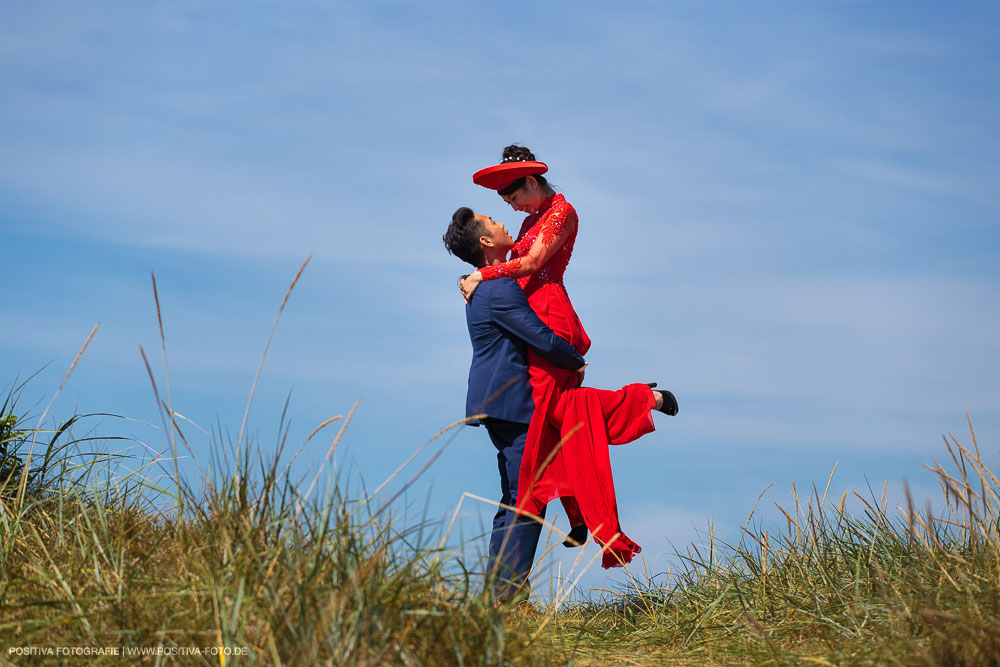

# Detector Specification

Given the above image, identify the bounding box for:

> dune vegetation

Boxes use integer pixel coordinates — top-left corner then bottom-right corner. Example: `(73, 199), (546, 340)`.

(3, 382), (998, 666)
(2, 266), (997, 665)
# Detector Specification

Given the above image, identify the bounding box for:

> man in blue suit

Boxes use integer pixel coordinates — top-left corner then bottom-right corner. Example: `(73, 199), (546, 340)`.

(443, 206), (586, 604)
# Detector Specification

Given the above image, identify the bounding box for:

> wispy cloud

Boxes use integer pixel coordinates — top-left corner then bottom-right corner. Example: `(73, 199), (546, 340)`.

(2, 2), (999, 592)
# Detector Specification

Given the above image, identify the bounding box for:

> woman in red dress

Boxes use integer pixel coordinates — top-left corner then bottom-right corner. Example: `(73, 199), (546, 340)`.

(461, 145), (678, 568)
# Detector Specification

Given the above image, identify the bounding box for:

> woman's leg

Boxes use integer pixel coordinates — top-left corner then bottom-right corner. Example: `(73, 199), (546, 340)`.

(550, 383), (655, 567)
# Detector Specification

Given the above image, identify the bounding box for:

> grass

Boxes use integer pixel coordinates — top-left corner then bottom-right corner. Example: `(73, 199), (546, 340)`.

(548, 418), (1000, 666)
(1, 262), (997, 665)
(1, 387), (555, 665)
(3, 402), (996, 666)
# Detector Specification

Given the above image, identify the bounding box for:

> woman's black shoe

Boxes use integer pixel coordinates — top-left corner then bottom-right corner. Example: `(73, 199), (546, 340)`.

(563, 524), (588, 547)
(652, 387), (679, 416)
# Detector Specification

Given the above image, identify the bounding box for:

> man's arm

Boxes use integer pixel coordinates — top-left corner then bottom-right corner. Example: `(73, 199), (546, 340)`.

(489, 280), (585, 370)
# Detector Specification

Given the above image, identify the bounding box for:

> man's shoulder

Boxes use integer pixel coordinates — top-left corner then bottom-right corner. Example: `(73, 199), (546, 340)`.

(483, 277), (520, 298)
(477, 276), (517, 289)
(468, 277), (518, 305)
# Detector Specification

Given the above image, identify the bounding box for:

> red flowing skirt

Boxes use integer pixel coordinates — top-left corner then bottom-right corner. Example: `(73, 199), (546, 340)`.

(515, 284), (655, 568)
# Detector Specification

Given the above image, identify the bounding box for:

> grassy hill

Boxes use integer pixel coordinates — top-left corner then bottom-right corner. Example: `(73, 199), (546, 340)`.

(2, 391), (997, 666)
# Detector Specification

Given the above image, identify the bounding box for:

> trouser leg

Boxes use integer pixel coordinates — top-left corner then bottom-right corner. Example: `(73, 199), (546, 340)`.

(484, 419), (546, 601)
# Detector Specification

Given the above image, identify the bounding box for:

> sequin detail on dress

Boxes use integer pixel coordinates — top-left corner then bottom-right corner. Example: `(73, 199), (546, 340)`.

(477, 194), (577, 297)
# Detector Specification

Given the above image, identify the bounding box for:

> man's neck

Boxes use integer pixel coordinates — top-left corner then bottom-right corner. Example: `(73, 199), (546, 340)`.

(480, 248), (510, 267)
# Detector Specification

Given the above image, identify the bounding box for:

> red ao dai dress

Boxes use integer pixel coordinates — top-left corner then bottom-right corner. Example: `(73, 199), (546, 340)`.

(477, 194), (655, 568)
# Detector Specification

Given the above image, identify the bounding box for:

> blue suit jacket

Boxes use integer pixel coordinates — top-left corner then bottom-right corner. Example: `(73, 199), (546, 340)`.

(465, 277), (585, 425)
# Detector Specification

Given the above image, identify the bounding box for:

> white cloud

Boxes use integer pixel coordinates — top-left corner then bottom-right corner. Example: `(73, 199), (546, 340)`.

(2, 3), (999, 606)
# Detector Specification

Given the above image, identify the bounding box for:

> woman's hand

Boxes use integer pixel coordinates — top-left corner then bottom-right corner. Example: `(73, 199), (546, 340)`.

(459, 270), (483, 303)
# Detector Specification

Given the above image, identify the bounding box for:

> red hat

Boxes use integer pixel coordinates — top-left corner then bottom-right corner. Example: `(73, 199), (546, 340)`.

(472, 160), (548, 191)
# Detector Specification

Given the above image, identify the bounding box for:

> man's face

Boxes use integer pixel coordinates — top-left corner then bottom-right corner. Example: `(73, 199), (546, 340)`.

(475, 214), (513, 251)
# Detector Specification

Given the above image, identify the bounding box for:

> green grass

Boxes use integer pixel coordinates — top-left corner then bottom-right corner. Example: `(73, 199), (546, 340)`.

(1, 398), (553, 665)
(3, 392), (997, 666)
(550, 420), (1000, 667)
(2, 266), (996, 665)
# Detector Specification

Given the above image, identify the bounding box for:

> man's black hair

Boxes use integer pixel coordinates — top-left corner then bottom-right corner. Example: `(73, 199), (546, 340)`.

(443, 206), (487, 268)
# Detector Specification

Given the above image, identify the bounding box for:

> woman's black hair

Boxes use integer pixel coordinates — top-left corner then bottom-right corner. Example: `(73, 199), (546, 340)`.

(443, 206), (487, 267)
(497, 144), (549, 197)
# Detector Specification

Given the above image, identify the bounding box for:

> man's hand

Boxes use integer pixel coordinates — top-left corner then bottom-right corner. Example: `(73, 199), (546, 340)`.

(575, 365), (586, 388)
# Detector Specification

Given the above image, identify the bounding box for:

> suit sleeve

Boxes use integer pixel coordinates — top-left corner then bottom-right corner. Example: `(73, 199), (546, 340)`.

(490, 280), (585, 370)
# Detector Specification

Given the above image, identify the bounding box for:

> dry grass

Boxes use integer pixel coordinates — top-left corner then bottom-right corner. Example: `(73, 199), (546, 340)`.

(2, 261), (996, 665)
(1, 403), (559, 665)
(526, 417), (1000, 667)
(3, 401), (995, 666)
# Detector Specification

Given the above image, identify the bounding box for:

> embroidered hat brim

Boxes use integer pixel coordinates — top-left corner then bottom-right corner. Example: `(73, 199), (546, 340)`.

(472, 161), (548, 191)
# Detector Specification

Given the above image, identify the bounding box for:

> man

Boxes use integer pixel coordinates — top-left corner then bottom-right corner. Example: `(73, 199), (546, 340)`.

(443, 206), (586, 603)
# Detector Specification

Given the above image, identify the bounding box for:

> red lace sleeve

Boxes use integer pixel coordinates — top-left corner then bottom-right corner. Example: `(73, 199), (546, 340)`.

(479, 257), (524, 280)
(478, 199), (576, 281)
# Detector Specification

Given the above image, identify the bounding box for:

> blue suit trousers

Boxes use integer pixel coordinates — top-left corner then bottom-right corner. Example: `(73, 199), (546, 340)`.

(484, 418), (547, 600)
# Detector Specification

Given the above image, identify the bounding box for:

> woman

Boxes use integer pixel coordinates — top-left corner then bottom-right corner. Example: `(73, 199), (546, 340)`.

(462, 145), (678, 568)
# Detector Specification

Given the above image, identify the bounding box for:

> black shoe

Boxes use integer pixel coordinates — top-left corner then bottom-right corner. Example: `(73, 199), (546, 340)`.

(646, 382), (657, 388)
(653, 387), (679, 416)
(563, 524), (588, 548)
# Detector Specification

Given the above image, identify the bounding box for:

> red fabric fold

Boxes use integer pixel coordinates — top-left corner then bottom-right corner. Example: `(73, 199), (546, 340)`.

(515, 285), (655, 569)
(479, 193), (656, 569)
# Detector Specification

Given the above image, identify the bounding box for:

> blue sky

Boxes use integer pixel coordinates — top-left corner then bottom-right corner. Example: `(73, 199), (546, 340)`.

(2, 2), (998, 598)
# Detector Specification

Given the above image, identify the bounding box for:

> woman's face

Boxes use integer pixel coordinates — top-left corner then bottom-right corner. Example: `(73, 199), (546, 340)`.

(501, 176), (546, 214)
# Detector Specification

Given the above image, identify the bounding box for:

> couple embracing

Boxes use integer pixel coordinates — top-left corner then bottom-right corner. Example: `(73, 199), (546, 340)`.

(443, 145), (678, 604)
